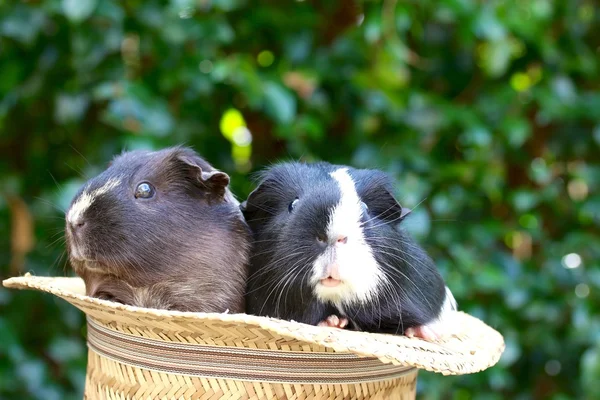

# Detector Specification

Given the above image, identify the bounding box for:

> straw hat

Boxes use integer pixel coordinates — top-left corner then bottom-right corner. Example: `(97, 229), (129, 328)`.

(3, 274), (504, 400)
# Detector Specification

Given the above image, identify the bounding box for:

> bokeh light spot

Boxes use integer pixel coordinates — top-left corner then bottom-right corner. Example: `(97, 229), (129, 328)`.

(575, 283), (590, 298)
(220, 108), (246, 141)
(545, 360), (561, 376)
(199, 60), (213, 74)
(219, 108), (253, 172)
(567, 179), (589, 201)
(519, 214), (538, 229)
(179, 7), (194, 19)
(257, 51), (275, 67)
(510, 72), (531, 92)
(505, 231), (523, 249)
(232, 126), (252, 146)
(562, 253), (582, 269)
(578, 3), (594, 22)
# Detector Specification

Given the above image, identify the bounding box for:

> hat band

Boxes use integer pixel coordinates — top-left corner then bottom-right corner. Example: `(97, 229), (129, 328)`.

(86, 317), (415, 384)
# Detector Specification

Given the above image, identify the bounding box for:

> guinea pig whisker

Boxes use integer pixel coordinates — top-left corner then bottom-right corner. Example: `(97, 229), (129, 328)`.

(377, 257), (433, 310)
(409, 197), (427, 212)
(47, 235), (67, 249)
(47, 170), (63, 192)
(259, 257), (308, 317)
(362, 209), (410, 231)
(49, 227), (67, 237)
(34, 197), (66, 214)
(258, 278), (287, 317)
(359, 201), (401, 227)
(281, 259), (310, 315)
(277, 272), (296, 317)
(299, 264), (314, 305)
(392, 243), (439, 282)
(245, 253), (309, 294)
(371, 245), (430, 291)
(380, 278), (405, 334)
(365, 236), (411, 244)
(64, 162), (89, 180)
(249, 244), (314, 262)
(47, 228), (66, 241)
(248, 258), (298, 281)
(369, 239), (443, 277)
(70, 144), (92, 166)
(249, 247), (294, 259)
(245, 215), (279, 223)
(270, 257), (306, 306)
(246, 203), (278, 216)
(250, 237), (303, 245)
(41, 216), (70, 222)
(364, 197), (426, 230)
(247, 249), (311, 279)
(51, 249), (67, 275)
(368, 241), (429, 278)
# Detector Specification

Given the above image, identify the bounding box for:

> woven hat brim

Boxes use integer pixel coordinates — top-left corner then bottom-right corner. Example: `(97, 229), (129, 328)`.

(3, 274), (504, 375)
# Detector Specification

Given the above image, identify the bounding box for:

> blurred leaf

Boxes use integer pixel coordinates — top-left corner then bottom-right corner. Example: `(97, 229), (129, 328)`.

(1, 5), (46, 45)
(62, 0), (98, 23)
(54, 94), (90, 125)
(48, 338), (85, 363)
(101, 83), (174, 136)
(263, 82), (296, 124)
(581, 345), (600, 396)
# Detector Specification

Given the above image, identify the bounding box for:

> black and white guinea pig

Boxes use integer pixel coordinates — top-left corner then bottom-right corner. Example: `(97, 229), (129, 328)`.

(241, 162), (456, 340)
(65, 146), (250, 313)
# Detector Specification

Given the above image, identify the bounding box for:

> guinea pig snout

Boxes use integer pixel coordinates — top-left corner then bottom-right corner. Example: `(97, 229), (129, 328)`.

(67, 213), (86, 234)
(320, 263), (342, 287)
(319, 234), (348, 246)
(333, 235), (348, 245)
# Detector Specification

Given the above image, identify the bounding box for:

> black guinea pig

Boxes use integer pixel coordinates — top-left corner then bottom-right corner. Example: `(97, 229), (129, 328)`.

(65, 146), (250, 313)
(241, 162), (456, 340)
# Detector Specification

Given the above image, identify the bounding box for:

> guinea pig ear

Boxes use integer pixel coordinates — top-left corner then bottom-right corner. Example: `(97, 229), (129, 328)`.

(376, 190), (408, 223)
(354, 169), (411, 224)
(178, 155), (230, 198)
(381, 191), (415, 224)
(240, 181), (273, 225)
(239, 185), (261, 215)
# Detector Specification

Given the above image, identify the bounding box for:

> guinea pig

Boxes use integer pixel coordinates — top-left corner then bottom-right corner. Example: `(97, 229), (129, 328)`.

(241, 162), (456, 340)
(65, 146), (250, 313)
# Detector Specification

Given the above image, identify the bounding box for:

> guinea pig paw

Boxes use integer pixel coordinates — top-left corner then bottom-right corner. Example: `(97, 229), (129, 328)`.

(404, 324), (441, 341)
(317, 315), (349, 329)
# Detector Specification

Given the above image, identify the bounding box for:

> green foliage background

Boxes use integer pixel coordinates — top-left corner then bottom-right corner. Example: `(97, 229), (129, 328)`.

(1, 0), (599, 398)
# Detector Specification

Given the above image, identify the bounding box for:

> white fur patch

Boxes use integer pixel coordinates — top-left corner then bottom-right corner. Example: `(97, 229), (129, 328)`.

(67, 177), (121, 225)
(311, 168), (384, 304)
(409, 286), (458, 339)
(438, 286), (457, 319)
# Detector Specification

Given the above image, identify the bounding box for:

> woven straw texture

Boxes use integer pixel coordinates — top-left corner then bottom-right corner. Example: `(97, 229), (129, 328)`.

(4, 275), (504, 399)
(84, 349), (418, 400)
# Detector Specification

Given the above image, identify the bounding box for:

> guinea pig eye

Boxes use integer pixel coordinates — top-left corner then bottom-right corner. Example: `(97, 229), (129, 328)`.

(134, 182), (155, 199)
(288, 197), (299, 213)
(360, 201), (369, 214)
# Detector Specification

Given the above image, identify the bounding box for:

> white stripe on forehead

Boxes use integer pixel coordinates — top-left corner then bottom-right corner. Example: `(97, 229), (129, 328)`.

(312, 168), (384, 304)
(67, 177), (121, 224)
(327, 168), (363, 240)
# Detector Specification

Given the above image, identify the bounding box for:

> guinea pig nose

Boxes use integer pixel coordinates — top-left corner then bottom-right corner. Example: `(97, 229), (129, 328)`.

(336, 235), (348, 244)
(69, 218), (86, 232)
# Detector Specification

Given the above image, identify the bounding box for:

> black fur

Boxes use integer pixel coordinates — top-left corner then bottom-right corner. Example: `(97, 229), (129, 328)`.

(241, 162), (447, 334)
(65, 146), (251, 312)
